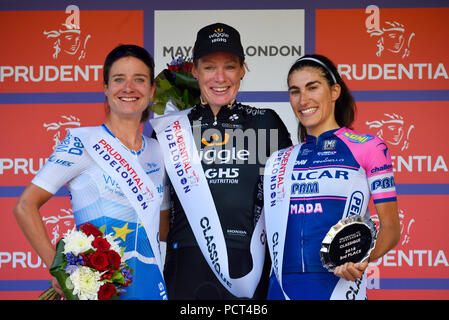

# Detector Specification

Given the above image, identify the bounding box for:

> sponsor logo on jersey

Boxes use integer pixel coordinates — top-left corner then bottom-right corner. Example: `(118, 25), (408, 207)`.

(371, 176), (395, 191)
(47, 155), (74, 167)
(292, 169), (350, 181)
(342, 132), (374, 144)
(291, 181), (319, 195)
(345, 191), (365, 217)
(323, 139), (337, 150)
(289, 202), (323, 215)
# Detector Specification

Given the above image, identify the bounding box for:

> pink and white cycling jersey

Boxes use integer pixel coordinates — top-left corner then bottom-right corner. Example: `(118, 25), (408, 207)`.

(283, 127), (396, 274)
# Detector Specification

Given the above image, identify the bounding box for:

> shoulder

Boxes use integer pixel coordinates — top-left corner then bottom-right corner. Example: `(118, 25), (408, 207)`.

(234, 103), (285, 127)
(52, 126), (99, 157)
(335, 127), (385, 149)
(188, 104), (205, 120)
(234, 103), (272, 118)
(66, 126), (101, 145)
(267, 143), (300, 162)
(335, 127), (393, 170)
(143, 135), (161, 151)
(68, 125), (99, 135)
(142, 135), (164, 160)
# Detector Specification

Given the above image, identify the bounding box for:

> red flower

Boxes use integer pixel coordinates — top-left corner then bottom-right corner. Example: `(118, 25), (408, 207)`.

(98, 283), (116, 300)
(181, 62), (193, 73)
(108, 250), (121, 270)
(79, 223), (102, 237)
(89, 251), (109, 270)
(167, 65), (179, 72)
(92, 237), (111, 252)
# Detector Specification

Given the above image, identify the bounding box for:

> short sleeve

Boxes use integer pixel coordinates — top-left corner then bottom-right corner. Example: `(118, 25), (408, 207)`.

(32, 129), (89, 194)
(261, 108), (293, 156)
(364, 137), (397, 204)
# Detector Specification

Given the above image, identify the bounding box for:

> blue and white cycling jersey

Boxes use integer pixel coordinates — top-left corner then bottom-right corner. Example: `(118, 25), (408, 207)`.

(32, 124), (170, 300)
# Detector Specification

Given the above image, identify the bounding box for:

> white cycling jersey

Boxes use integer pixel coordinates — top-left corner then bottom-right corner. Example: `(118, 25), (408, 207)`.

(32, 124), (169, 299)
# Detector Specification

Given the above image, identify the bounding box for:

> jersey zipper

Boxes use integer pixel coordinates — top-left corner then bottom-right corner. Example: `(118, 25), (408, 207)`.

(213, 115), (217, 126)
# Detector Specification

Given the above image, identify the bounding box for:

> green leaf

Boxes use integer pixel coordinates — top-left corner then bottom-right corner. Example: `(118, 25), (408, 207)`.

(151, 66), (200, 115)
(158, 79), (172, 91)
(111, 270), (125, 284)
(49, 239), (79, 300)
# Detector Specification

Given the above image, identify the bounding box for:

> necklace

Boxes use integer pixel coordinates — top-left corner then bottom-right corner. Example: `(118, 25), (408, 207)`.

(102, 124), (145, 156)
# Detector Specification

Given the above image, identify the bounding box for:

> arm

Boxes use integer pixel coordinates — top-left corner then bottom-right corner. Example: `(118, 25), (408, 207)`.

(334, 201), (400, 281)
(13, 183), (65, 295)
(13, 183), (55, 268)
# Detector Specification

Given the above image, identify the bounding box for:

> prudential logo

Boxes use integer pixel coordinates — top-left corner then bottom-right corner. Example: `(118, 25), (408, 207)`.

(43, 5), (91, 61)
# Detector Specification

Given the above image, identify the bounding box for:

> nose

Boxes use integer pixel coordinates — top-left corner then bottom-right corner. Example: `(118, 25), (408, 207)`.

(122, 79), (135, 93)
(299, 89), (309, 107)
(215, 67), (226, 82)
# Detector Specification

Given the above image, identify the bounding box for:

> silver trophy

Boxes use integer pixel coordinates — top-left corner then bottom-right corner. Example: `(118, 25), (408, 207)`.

(320, 215), (377, 272)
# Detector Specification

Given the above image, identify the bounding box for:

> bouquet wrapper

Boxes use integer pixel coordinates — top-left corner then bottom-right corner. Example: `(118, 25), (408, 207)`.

(49, 239), (79, 300)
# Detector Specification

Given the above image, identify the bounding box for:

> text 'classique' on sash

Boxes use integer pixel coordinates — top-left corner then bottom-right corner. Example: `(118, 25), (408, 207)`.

(150, 111), (266, 298)
(77, 126), (166, 296)
(263, 144), (301, 300)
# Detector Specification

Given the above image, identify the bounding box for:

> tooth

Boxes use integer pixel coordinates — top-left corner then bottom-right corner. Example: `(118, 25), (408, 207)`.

(301, 108), (317, 114)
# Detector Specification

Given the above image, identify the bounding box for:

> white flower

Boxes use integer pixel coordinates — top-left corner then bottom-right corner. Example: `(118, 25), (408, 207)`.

(62, 228), (94, 256)
(104, 234), (122, 256)
(69, 266), (101, 300)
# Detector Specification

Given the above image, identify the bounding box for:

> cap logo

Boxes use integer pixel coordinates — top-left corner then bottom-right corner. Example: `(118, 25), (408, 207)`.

(209, 28), (229, 43)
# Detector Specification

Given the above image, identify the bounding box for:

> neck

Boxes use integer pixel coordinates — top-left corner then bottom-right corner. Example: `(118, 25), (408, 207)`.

(105, 116), (142, 151)
(201, 96), (236, 116)
(306, 123), (340, 139)
(209, 104), (221, 116)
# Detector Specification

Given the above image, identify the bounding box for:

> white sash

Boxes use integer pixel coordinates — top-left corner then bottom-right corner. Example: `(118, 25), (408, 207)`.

(77, 127), (165, 278)
(150, 112), (266, 298)
(263, 144), (301, 300)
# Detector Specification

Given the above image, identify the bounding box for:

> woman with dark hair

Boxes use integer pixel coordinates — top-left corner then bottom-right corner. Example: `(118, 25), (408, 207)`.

(13, 44), (169, 300)
(263, 54), (400, 300)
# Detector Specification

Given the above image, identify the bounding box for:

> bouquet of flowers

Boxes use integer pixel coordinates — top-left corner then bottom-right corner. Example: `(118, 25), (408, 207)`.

(151, 56), (200, 115)
(39, 222), (133, 300)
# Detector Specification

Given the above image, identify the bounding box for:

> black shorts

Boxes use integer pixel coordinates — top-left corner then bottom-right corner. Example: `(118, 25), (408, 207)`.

(163, 246), (270, 300)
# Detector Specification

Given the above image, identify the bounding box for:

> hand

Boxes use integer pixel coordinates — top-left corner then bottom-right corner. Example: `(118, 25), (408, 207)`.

(333, 259), (369, 282)
(52, 276), (64, 297)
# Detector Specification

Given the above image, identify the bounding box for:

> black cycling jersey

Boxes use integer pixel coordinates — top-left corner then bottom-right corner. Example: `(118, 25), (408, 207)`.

(166, 101), (292, 251)
(163, 101), (292, 299)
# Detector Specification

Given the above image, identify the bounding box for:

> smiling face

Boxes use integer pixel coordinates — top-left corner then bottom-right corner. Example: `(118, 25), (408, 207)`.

(104, 56), (155, 122)
(288, 66), (341, 137)
(192, 51), (245, 114)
